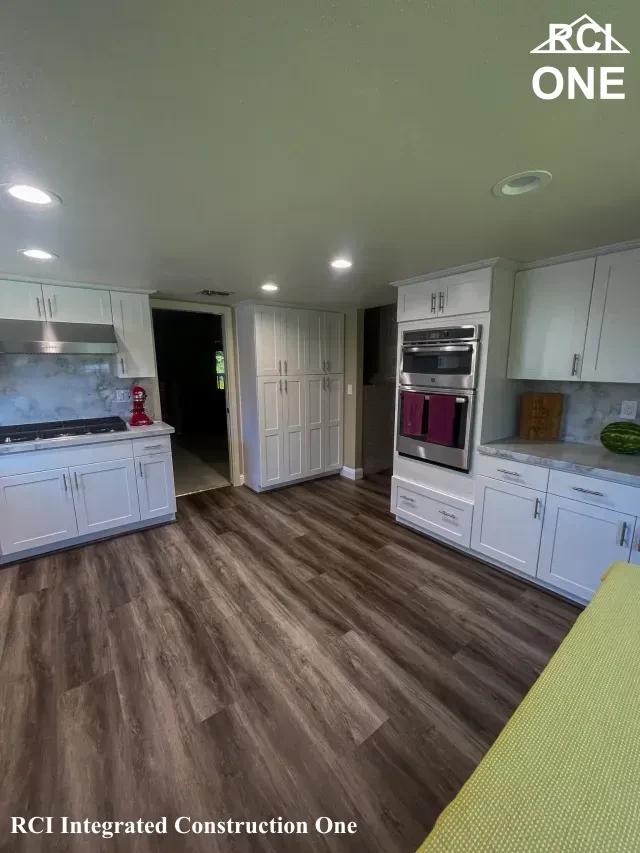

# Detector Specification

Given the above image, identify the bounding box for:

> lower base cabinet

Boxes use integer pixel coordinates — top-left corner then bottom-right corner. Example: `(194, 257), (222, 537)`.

(471, 475), (544, 577)
(393, 477), (473, 549)
(0, 468), (79, 555)
(71, 458), (141, 535)
(137, 453), (177, 519)
(537, 494), (635, 600)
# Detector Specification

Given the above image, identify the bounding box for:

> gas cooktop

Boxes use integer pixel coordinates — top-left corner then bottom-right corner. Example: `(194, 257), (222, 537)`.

(0, 416), (128, 444)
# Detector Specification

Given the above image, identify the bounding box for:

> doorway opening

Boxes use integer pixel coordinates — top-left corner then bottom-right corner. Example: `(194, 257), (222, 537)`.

(152, 306), (232, 496)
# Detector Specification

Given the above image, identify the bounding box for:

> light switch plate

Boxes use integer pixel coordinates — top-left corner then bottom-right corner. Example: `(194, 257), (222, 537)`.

(116, 389), (131, 403)
(620, 400), (638, 420)
(347, 384), (353, 395)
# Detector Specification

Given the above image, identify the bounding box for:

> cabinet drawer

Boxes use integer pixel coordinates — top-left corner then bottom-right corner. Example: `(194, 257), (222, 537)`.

(475, 454), (550, 492)
(132, 435), (172, 457)
(393, 478), (473, 549)
(548, 469), (640, 516)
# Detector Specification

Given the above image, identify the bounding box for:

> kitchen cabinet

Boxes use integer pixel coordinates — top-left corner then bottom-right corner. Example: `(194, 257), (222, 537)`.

(41, 284), (113, 325)
(396, 267), (492, 322)
(255, 305), (283, 376)
(137, 453), (177, 520)
(325, 374), (343, 472)
(283, 376), (306, 481)
(306, 311), (325, 374)
(538, 494), (634, 600)
(471, 475), (544, 577)
(324, 312), (344, 374)
(111, 291), (156, 378)
(393, 477), (473, 549)
(282, 309), (306, 376)
(70, 458), (140, 535)
(0, 279), (46, 321)
(582, 248), (640, 383)
(305, 375), (325, 476)
(257, 376), (285, 487)
(0, 468), (78, 555)
(507, 259), (595, 380)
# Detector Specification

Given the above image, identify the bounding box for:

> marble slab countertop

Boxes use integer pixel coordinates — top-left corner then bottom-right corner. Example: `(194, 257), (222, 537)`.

(0, 421), (174, 456)
(478, 438), (640, 488)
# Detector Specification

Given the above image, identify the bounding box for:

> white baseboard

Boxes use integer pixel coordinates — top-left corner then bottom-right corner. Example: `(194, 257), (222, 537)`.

(341, 466), (364, 480)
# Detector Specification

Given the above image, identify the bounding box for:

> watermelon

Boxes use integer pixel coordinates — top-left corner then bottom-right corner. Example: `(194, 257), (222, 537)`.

(600, 421), (640, 455)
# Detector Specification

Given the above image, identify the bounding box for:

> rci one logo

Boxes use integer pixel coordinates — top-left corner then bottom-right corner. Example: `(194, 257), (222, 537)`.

(531, 14), (629, 100)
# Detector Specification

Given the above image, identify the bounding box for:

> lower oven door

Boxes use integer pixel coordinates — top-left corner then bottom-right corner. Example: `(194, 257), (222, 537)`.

(397, 387), (475, 471)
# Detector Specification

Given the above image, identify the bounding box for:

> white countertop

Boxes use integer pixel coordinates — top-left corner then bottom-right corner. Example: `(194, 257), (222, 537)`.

(0, 421), (174, 456)
(478, 438), (640, 488)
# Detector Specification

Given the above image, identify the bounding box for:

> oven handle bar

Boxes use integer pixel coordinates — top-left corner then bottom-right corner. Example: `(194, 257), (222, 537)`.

(402, 344), (474, 354)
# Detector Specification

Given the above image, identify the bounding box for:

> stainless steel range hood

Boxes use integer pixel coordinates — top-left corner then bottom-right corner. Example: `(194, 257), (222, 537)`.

(0, 319), (119, 355)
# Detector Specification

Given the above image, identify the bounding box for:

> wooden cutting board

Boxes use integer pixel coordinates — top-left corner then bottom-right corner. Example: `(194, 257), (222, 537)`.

(519, 392), (564, 441)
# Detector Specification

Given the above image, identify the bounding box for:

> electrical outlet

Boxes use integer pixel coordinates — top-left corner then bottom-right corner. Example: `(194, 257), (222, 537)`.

(116, 389), (131, 403)
(620, 400), (638, 420)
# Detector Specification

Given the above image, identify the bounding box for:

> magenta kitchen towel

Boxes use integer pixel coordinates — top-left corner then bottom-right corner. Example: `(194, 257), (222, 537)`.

(427, 394), (457, 446)
(402, 393), (425, 436)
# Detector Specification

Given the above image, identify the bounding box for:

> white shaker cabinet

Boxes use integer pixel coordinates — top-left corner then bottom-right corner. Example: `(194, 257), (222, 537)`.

(257, 376), (285, 487)
(538, 494), (634, 600)
(282, 309), (306, 376)
(0, 279), (45, 321)
(507, 259), (595, 380)
(0, 468), (79, 555)
(41, 285), (113, 324)
(396, 267), (492, 322)
(283, 376), (306, 481)
(111, 291), (156, 378)
(306, 311), (326, 374)
(582, 248), (640, 383)
(70, 458), (141, 535)
(471, 475), (544, 577)
(305, 375), (326, 476)
(137, 453), (177, 520)
(255, 305), (283, 376)
(325, 374), (344, 472)
(324, 312), (344, 374)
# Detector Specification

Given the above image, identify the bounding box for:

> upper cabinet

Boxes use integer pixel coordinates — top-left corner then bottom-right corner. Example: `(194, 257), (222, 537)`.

(507, 259), (595, 381)
(255, 305), (283, 376)
(396, 267), (492, 322)
(254, 306), (344, 379)
(0, 280), (45, 320)
(507, 247), (640, 384)
(41, 285), (113, 324)
(282, 308), (306, 376)
(111, 291), (156, 378)
(581, 249), (640, 383)
(324, 312), (344, 374)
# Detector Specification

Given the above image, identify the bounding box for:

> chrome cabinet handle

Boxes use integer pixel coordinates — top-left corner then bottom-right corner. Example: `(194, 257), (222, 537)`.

(439, 292), (445, 312)
(572, 486), (604, 497)
(120, 356), (126, 374)
(63, 473), (68, 493)
(36, 297), (42, 318)
(439, 510), (457, 519)
(327, 360), (331, 372)
(143, 444), (163, 450)
(571, 353), (580, 377)
(278, 359), (282, 375)
(400, 495), (415, 504)
(533, 498), (542, 519)
(285, 379), (288, 393)
(636, 534), (640, 552)
(47, 297), (53, 318)
(284, 359), (288, 375)
(139, 461), (144, 479)
(74, 472), (79, 490)
(431, 293), (437, 313)
(498, 469), (521, 477)
(618, 521), (628, 547)
(279, 379), (282, 394)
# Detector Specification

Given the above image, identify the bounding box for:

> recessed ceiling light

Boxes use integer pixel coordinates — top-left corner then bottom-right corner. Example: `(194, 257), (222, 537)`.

(1, 183), (62, 206)
(19, 248), (58, 260)
(261, 282), (279, 292)
(492, 170), (552, 197)
(330, 257), (352, 270)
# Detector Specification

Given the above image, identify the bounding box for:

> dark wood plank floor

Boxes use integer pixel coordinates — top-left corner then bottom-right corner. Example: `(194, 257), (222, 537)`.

(0, 474), (580, 853)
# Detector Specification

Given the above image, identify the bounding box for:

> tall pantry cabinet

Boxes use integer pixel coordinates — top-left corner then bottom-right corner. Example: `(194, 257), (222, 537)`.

(236, 303), (345, 491)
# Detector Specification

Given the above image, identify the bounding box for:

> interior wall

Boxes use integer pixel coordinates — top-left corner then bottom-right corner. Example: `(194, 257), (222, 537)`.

(343, 309), (364, 471)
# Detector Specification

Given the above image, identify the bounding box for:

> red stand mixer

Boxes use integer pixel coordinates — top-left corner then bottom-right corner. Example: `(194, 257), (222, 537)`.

(129, 385), (154, 427)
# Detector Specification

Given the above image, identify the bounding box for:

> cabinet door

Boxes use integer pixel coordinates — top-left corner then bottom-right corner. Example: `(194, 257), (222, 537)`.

(70, 458), (140, 535)
(0, 468), (78, 555)
(324, 312), (344, 374)
(397, 282), (438, 322)
(508, 260), (595, 380)
(283, 377), (306, 481)
(629, 519), (640, 567)
(471, 475), (544, 576)
(282, 308), (305, 376)
(255, 305), (283, 376)
(306, 376), (326, 475)
(439, 269), (492, 316)
(538, 494), (633, 600)
(306, 311), (325, 374)
(257, 377), (284, 487)
(325, 375), (343, 472)
(582, 249), (640, 383)
(0, 280), (44, 321)
(111, 291), (156, 378)
(41, 285), (113, 324)
(137, 453), (176, 519)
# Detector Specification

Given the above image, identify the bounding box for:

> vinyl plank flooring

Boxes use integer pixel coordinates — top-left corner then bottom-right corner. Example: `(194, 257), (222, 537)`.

(0, 473), (581, 853)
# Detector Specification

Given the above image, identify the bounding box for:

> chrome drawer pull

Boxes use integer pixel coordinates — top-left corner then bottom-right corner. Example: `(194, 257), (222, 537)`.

(572, 486), (604, 497)
(618, 521), (628, 547)
(143, 444), (164, 450)
(498, 469), (521, 477)
(400, 495), (415, 504)
(439, 510), (457, 519)
(533, 498), (542, 519)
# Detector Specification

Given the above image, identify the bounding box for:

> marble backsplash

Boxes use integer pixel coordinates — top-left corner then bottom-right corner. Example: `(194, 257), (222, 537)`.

(0, 354), (155, 425)
(523, 381), (640, 444)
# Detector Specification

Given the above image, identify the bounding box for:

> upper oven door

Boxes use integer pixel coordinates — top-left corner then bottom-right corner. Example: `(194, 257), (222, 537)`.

(400, 342), (479, 389)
